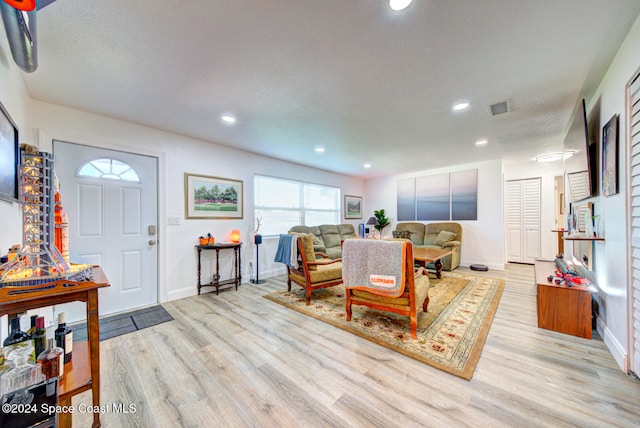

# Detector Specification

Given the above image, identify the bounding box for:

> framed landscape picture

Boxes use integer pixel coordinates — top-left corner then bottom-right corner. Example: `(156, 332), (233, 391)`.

(185, 173), (243, 219)
(344, 195), (362, 219)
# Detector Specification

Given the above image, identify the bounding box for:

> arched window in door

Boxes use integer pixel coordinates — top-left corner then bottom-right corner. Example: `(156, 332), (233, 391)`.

(77, 158), (141, 182)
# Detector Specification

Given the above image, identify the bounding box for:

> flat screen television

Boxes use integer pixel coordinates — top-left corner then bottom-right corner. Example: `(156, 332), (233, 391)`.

(0, 101), (19, 203)
(564, 99), (598, 203)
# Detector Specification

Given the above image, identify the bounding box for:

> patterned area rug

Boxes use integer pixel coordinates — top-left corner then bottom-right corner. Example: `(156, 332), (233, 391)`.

(264, 272), (504, 380)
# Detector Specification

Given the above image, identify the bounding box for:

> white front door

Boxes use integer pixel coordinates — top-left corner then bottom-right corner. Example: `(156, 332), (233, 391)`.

(53, 141), (158, 318)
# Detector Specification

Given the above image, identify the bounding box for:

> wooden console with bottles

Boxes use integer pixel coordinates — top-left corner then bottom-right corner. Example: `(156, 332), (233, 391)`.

(0, 266), (110, 428)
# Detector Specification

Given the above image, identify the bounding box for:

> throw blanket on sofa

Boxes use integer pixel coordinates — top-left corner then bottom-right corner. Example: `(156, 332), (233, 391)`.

(342, 239), (407, 297)
(274, 234), (298, 269)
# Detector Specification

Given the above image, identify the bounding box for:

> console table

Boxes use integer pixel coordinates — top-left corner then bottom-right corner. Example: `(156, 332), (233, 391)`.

(196, 242), (242, 295)
(0, 266), (110, 428)
(534, 260), (592, 339)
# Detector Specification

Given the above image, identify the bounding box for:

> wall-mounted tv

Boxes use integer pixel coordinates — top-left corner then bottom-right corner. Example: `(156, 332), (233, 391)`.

(0, 100), (19, 203)
(564, 98), (599, 204)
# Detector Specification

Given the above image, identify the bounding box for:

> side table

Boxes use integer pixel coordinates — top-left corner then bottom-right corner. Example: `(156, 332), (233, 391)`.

(196, 242), (242, 295)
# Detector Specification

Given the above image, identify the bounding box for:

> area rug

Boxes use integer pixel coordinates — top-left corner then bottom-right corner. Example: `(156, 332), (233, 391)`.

(70, 305), (174, 341)
(264, 272), (504, 380)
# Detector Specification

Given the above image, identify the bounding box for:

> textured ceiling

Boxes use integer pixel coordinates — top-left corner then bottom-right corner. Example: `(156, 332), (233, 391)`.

(16, 0), (640, 177)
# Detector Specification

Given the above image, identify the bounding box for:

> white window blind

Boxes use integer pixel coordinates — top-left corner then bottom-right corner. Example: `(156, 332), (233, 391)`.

(254, 175), (340, 236)
(628, 70), (640, 374)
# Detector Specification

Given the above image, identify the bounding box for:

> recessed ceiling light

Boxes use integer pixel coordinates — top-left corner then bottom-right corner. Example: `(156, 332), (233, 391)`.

(363, 163), (372, 169)
(314, 147), (325, 153)
(389, 0), (413, 11)
(475, 139), (488, 146)
(453, 102), (470, 111)
(221, 114), (236, 124)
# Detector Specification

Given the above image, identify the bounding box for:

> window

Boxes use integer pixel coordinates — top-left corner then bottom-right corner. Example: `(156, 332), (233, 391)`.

(77, 158), (141, 182)
(254, 175), (340, 236)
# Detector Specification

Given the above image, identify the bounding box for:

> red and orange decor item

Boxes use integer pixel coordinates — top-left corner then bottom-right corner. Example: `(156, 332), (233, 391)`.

(2, 0), (36, 11)
(54, 180), (69, 263)
(230, 229), (241, 243)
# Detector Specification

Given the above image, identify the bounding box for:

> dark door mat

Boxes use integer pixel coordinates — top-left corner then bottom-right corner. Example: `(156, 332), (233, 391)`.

(70, 305), (174, 341)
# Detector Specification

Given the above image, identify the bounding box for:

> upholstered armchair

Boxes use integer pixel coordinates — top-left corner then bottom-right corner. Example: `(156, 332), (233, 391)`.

(283, 234), (343, 306)
(342, 239), (431, 339)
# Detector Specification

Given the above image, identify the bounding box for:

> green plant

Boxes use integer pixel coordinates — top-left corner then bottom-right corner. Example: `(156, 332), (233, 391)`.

(373, 209), (391, 232)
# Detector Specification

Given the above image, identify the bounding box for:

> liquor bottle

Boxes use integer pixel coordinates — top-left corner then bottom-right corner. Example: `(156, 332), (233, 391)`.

(27, 314), (38, 336)
(3, 316), (29, 346)
(37, 338), (64, 380)
(31, 316), (47, 357)
(54, 312), (73, 363)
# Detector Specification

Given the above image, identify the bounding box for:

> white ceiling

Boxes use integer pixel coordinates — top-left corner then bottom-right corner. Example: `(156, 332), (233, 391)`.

(16, 0), (640, 178)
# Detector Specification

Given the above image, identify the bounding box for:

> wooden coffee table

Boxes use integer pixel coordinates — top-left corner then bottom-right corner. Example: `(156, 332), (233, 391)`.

(413, 247), (453, 279)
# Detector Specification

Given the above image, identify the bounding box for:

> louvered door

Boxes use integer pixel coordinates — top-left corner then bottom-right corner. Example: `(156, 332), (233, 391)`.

(506, 178), (541, 263)
(628, 70), (640, 375)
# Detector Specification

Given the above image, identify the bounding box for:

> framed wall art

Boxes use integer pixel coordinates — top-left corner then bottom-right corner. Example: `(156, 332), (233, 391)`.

(0, 100), (19, 203)
(344, 195), (362, 219)
(185, 173), (243, 219)
(602, 114), (619, 197)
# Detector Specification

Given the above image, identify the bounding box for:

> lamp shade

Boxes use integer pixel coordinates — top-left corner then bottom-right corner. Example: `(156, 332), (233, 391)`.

(230, 229), (241, 243)
(366, 217), (378, 225)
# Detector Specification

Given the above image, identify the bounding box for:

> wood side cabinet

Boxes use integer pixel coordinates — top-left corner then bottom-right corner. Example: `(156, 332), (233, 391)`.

(534, 260), (592, 339)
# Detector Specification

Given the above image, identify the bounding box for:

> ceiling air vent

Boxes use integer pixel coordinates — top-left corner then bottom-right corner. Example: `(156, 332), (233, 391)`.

(489, 101), (509, 116)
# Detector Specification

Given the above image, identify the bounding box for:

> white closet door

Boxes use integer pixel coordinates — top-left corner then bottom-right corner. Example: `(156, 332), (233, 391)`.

(523, 178), (542, 263)
(628, 71), (640, 375)
(506, 178), (541, 263)
(506, 181), (523, 262)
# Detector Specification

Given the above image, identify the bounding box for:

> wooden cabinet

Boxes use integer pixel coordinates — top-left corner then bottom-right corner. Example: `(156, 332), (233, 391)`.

(0, 267), (110, 428)
(534, 260), (592, 339)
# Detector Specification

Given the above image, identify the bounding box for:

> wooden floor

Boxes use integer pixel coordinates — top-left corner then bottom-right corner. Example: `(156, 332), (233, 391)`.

(73, 264), (640, 427)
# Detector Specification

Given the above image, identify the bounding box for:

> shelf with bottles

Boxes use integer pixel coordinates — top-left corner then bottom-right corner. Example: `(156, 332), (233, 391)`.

(0, 267), (109, 428)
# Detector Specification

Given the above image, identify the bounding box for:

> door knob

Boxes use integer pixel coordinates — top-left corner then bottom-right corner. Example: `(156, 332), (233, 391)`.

(149, 240), (157, 245)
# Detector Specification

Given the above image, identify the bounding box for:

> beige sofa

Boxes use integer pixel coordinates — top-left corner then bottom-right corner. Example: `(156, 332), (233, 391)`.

(288, 224), (357, 259)
(393, 222), (462, 271)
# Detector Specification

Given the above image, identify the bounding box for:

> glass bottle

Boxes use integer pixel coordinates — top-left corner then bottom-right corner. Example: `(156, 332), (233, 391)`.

(37, 338), (64, 380)
(31, 316), (47, 357)
(55, 312), (73, 363)
(27, 314), (38, 336)
(3, 316), (30, 346)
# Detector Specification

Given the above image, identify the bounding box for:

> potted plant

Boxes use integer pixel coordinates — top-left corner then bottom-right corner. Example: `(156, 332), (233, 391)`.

(373, 209), (391, 238)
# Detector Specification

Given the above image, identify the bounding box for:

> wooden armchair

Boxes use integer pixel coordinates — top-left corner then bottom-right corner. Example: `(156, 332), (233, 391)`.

(342, 239), (431, 339)
(286, 234), (343, 306)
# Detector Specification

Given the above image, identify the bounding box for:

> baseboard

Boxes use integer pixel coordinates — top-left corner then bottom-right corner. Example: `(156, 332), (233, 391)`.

(167, 286), (196, 301)
(596, 315), (628, 372)
(255, 266), (286, 279)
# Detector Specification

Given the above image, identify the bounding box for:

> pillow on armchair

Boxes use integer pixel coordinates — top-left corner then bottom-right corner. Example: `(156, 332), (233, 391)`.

(434, 230), (457, 246)
(392, 230), (412, 240)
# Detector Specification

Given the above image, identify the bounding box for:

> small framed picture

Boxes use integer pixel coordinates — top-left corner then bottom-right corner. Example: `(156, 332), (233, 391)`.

(344, 195), (362, 219)
(185, 173), (243, 219)
(602, 114), (619, 197)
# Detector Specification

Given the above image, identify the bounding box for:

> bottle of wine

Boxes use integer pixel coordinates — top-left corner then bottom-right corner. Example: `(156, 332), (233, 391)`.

(54, 312), (73, 363)
(37, 338), (64, 379)
(3, 316), (29, 346)
(27, 314), (38, 336)
(31, 316), (47, 357)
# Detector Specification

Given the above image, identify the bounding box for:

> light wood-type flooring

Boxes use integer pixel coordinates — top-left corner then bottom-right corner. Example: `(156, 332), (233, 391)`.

(72, 263), (640, 427)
